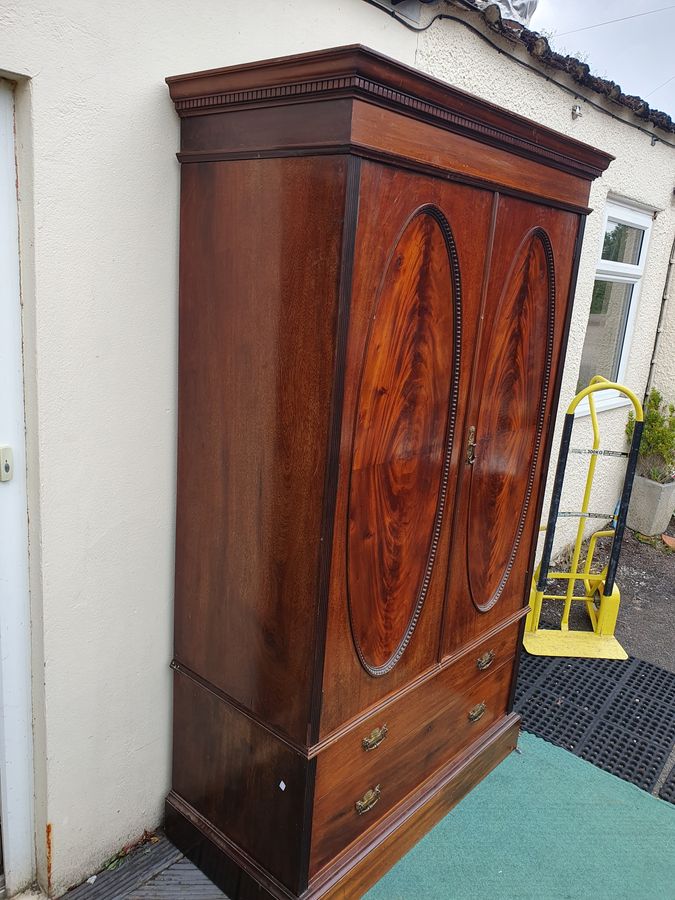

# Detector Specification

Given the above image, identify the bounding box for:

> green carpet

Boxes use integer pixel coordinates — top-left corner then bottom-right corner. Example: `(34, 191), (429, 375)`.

(365, 732), (675, 900)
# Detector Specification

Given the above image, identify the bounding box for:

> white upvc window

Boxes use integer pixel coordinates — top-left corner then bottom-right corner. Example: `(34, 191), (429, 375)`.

(575, 200), (653, 416)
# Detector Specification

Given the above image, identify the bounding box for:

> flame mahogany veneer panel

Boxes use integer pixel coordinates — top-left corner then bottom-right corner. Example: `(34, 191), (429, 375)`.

(442, 196), (580, 654)
(347, 208), (458, 676)
(166, 45), (612, 900)
(466, 230), (553, 611)
(319, 162), (493, 737)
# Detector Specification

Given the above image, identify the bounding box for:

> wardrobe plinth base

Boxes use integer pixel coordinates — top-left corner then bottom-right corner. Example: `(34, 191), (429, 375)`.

(166, 714), (520, 900)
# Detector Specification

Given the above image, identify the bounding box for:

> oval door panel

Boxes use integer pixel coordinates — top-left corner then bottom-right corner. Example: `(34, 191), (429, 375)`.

(467, 229), (554, 611)
(347, 208), (459, 676)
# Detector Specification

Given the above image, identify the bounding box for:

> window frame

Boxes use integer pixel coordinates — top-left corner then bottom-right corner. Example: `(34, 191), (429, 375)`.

(575, 200), (653, 417)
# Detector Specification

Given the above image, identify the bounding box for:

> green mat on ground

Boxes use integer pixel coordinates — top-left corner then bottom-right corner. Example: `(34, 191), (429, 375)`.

(365, 731), (675, 900)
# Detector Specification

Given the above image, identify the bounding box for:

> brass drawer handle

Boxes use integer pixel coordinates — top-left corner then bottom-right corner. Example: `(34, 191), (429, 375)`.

(355, 784), (381, 816)
(362, 724), (388, 752)
(468, 702), (487, 723)
(476, 649), (495, 671)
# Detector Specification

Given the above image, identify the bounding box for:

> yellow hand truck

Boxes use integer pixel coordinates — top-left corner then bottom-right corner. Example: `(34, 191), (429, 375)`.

(524, 376), (644, 659)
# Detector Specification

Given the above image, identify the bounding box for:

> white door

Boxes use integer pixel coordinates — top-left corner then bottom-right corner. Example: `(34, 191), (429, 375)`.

(0, 78), (35, 896)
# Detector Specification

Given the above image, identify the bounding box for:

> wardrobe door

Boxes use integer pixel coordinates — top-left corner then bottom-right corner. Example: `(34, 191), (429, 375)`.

(442, 195), (581, 654)
(319, 162), (492, 738)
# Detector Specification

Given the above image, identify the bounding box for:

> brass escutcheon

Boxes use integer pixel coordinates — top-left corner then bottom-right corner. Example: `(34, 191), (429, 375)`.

(476, 649), (495, 671)
(468, 702), (487, 722)
(466, 425), (477, 464)
(362, 724), (388, 751)
(355, 784), (381, 815)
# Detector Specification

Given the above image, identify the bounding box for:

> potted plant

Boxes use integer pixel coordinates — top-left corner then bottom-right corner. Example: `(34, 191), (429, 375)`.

(626, 388), (675, 535)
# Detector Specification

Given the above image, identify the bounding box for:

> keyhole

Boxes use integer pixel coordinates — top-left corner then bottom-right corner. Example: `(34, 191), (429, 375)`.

(3, 462), (8, 473)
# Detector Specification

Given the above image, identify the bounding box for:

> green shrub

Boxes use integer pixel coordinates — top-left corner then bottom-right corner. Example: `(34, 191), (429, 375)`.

(627, 388), (675, 483)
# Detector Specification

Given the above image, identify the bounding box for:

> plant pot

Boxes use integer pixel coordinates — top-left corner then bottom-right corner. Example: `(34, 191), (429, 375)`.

(627, 474), (675, 536)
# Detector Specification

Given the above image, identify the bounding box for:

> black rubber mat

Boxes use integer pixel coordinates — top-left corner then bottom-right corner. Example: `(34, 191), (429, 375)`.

(659, 762), (675, 804)
(514, 653), (675, 793)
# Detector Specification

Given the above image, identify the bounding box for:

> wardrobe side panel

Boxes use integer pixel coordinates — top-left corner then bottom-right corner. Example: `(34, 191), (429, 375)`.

(170, 671), (311, 894)
(174, 157), (348, 744)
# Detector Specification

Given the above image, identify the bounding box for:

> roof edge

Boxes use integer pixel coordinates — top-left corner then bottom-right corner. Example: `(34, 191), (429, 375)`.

(446, 1), (674, 135)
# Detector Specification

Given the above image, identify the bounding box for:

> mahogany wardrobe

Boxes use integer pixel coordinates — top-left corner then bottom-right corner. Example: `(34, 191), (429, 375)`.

(165, 46), (611, 899)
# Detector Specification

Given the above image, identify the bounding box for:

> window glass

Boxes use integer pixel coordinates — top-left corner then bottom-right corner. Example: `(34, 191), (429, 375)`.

(602, 220), (644, 266)
(576, 280), (633, 392)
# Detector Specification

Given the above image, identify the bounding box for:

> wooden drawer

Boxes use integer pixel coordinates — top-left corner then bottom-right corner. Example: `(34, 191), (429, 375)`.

(438, 617), (520, 672)
(310, 635), (517, 875)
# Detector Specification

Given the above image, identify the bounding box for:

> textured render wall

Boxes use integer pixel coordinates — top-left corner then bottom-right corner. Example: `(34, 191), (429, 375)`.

(0, 3), (418, 895)
(651, 235), (675, 396)
(417, 12), (675, 556)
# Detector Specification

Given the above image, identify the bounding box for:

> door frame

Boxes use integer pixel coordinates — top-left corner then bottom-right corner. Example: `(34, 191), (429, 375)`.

(0, 76), (36, 895)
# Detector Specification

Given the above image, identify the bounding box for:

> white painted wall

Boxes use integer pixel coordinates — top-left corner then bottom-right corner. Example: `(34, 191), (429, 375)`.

(0, 1), (672, 896)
